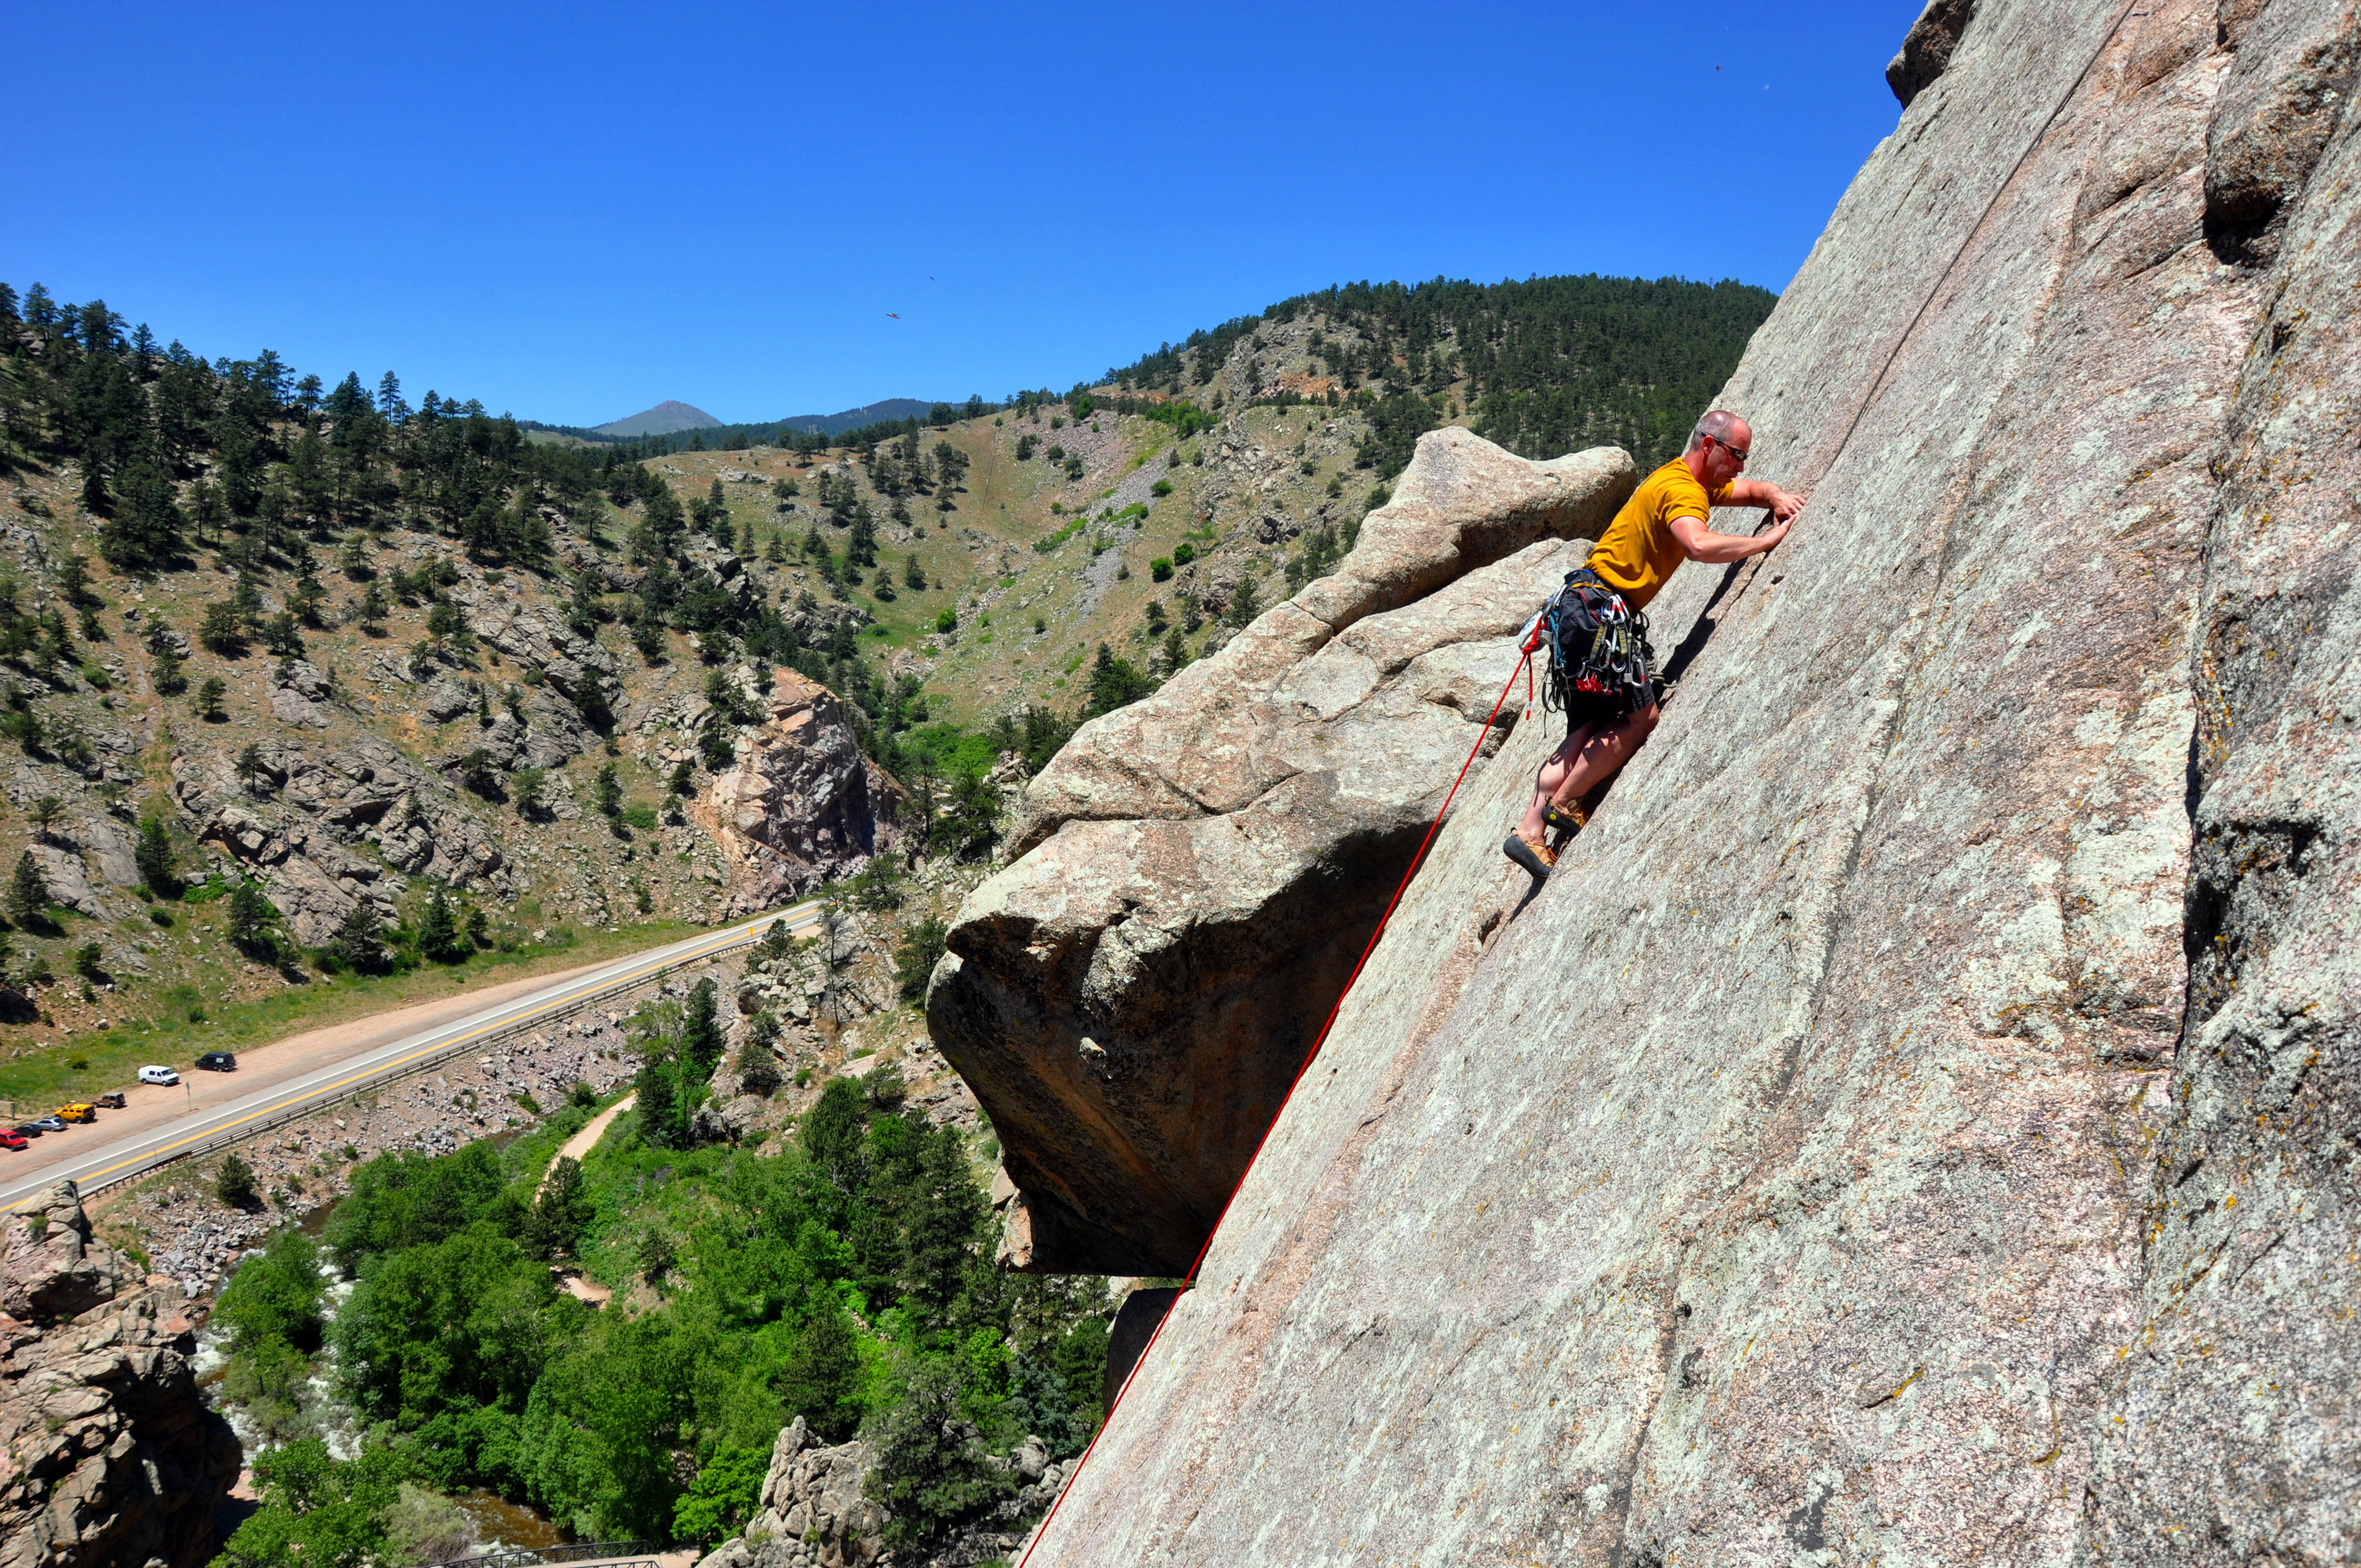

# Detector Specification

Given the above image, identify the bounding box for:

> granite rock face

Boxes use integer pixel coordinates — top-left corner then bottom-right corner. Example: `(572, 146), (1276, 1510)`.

(929, 434), (1633, 1275)
(0, 1184), (241, 1568)
(696, 668), (901, 918)
(1018, 0), (2361, 1561)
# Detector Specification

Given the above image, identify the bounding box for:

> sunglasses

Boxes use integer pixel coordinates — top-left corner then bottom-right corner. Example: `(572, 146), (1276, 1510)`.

(1703, 433), (1750, 466)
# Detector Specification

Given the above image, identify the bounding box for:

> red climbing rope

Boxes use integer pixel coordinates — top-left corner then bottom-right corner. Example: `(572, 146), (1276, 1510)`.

(1016, 647), (1537, 1565)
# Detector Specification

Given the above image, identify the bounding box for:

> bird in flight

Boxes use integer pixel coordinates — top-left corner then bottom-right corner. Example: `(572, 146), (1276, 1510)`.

(886, 312), (900, 319)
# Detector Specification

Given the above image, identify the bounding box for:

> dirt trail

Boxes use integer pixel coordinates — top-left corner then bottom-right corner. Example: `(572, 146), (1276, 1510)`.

(543, 1091), (634, 1309)
(540, 1092), (634, 1193)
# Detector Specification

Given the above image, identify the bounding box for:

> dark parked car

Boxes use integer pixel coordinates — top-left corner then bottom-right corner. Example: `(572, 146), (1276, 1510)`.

(95, 1092), (126, 1109)
(195, 1052), (237, 1072)
(10, 1124), (41, 1139)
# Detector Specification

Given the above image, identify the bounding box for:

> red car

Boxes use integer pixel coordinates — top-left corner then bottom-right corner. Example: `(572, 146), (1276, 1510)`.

(0, 1129), (28, 1151)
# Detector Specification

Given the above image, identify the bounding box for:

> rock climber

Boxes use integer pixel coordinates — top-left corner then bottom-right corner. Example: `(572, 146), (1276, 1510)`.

(1503, 410), (1804, 881)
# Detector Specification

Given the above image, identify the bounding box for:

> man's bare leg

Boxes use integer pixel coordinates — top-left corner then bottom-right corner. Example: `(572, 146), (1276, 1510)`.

(1515, 704), (1660, 842)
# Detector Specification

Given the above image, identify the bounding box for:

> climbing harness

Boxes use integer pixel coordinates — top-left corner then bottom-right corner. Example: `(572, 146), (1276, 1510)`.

(1523, 566), (1658, 728)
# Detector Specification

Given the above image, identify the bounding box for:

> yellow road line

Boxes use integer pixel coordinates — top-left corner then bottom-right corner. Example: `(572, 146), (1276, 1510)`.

(15, 907), (815, 1205)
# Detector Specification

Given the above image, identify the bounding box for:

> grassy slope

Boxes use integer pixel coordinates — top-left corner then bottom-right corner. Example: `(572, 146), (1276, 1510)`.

(649, 394), (1407, 732)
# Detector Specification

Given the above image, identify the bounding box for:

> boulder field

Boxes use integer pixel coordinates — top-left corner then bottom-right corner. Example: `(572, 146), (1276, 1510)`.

(944, 0), (2361, 1559)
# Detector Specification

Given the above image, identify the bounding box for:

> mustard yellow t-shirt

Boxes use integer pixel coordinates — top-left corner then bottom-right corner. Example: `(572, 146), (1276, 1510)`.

(1586, 458), (1731, 611)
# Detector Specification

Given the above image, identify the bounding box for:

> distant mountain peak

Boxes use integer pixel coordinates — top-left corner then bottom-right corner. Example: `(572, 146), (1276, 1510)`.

(592, 400), (721, 437)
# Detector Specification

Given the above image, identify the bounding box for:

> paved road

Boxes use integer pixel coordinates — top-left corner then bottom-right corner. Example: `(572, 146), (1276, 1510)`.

(0, 903), (822, 1213)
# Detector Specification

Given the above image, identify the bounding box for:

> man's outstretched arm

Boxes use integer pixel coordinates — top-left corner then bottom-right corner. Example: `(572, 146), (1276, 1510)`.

(1671, 509), (1794, 564)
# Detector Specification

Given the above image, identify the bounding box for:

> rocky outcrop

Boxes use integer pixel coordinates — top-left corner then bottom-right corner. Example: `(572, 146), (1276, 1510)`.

(0, 1184), (241, 1568)
(694, 1416), (1078, 1568)
(1004, 0), (2361, 1561)
(697, 669), (901, 918)
(1886, 0), (1978, 106)
(458, 589), (622, 710)
(928, 434), (1631, 1276)
(266, 657), (334, 729)
(695, 1418), (888, 1568)
(173, 732), (512, 943)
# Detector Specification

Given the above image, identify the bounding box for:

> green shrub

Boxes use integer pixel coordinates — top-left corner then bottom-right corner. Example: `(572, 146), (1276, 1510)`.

(216, 1152), (259, 1209)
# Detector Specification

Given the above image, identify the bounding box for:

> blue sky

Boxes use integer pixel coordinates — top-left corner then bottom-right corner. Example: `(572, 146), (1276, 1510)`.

(7, 1), (1921, 427)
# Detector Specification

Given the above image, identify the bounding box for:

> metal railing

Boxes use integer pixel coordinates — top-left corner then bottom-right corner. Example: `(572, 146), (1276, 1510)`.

(420, 1542), (659, 1568)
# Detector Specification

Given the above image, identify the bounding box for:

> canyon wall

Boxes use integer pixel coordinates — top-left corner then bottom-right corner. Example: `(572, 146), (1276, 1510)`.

(0, 1184), (240, 1568)
(1005, 0), (2361, 1560)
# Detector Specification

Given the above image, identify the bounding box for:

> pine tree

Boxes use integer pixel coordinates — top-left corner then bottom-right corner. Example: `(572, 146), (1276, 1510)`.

(529, 1156), (595, 1258)
(900, 1125), (989, 1315)
(592, 761), (623, 818)
(226, 880), (277, 951)
(635, 1041), (680, 1149)
(566, 569), (603, 633)
(570, 666), (612, 729)
(1084, 642), (1155, 718)
(418, 888), (465, 963)
(776, 1296), (864, 1441)
(681, 978), (725, 1075)
(331, 898), (387, 974)
(216, 1152), (258, 1208)
(194, 676), (227, 721)
(198, 599), (246, 655)
(7, 851), (50, 927)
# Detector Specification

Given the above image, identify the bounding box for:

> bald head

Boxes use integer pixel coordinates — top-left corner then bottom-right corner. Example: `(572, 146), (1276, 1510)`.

(1686, 410), (1751, 456)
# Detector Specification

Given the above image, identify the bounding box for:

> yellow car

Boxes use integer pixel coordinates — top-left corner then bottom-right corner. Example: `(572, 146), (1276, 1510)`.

(55, 1103), (96, 1123)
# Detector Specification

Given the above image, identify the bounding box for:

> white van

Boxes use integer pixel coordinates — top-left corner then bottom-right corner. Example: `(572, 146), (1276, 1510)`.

(136, 1064), (179, 1086)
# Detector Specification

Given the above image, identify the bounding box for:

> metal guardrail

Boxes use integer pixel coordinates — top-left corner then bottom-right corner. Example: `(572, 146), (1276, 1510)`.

(64, 919), (779, 1205)
(422, 1541), (659, 1568)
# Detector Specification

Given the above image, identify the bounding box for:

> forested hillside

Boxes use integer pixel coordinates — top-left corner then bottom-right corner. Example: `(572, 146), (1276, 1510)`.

(1105, 273), (1775, 471)
(206, 988), (1108, 1564)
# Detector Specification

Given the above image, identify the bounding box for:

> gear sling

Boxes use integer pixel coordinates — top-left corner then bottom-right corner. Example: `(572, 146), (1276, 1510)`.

(1521, 567), (1660, 727)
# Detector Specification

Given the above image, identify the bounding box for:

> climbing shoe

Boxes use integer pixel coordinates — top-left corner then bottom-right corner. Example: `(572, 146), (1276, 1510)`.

(1542, 800), (1587, 840)
(1502, 832), (1557, 881)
